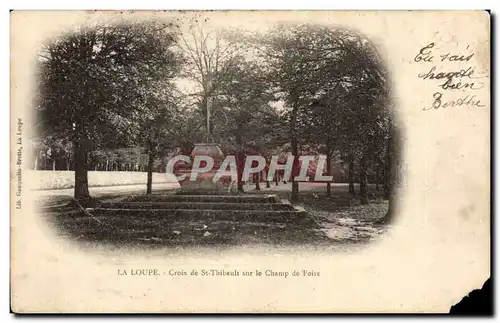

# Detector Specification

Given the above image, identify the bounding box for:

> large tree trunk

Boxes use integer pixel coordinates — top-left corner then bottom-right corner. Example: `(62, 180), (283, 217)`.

(236, 154), (244, 192)
(235, 131), (245, 193)
(73, 137), (90, 201)
(359, 155), (368, 204)
(254, 172), (261, 191)
(146, 149), (154, 195)
(385, 121), (397, 222)
(383, 131), (391, 200)
(348, 159), (355, 196)
(237, 179), (244, 192)
(326, 154), (332, 197)
(383, 194), (395, 224)
(203, 94), (212, 143)
(263, 168), (271, 188)
(376, 118), (397, 225)
(290, 101), (299, 202)
(291, 169), (299, 201)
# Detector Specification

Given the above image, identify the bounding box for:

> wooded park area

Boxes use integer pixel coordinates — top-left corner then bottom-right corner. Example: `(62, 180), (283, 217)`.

(34, 16), (402, 224)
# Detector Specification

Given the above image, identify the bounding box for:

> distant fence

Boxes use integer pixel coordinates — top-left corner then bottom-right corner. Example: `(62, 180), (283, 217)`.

(28, 171), (179, 190)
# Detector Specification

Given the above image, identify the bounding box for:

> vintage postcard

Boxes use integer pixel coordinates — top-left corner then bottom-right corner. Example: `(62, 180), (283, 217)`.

(10, 10), (490, 313)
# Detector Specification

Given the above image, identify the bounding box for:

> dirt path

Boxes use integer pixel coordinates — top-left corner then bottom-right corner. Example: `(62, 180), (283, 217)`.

(34, 182), (180, 198)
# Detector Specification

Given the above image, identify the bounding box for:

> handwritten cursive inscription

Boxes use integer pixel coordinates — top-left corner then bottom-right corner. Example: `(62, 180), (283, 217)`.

(423, 92), (485, 111)
(414, 43), (475, 64)
(414, 42), (486, 110)
(414, 42), (435, 63)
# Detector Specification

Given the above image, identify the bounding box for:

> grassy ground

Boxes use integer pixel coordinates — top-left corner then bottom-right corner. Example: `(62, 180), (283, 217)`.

(39, 183), (389, 249)
(247, 183), (389, 244)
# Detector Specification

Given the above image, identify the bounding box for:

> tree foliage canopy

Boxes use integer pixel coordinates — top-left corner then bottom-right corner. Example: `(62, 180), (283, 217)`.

(33, 18), (397, 205)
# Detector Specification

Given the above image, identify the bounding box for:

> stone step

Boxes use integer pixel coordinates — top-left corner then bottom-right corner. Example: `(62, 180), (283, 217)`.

(119, 194), (280, 204)
(98, 201), (295, 211)
(86, 208), (315, 225)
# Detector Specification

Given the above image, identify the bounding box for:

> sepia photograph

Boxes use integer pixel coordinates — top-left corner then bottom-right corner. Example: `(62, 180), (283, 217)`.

(10, 10), (490, 313)
(32, 12), (401, 250)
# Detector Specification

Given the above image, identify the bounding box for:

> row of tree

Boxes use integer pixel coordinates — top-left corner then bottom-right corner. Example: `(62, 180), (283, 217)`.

(35, 17), (400, 221)
(175, 22), (398, 205)
(30, 142), (167, 173)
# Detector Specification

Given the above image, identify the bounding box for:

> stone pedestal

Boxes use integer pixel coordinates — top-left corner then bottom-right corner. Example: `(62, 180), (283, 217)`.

(175, 143), (232, 193)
